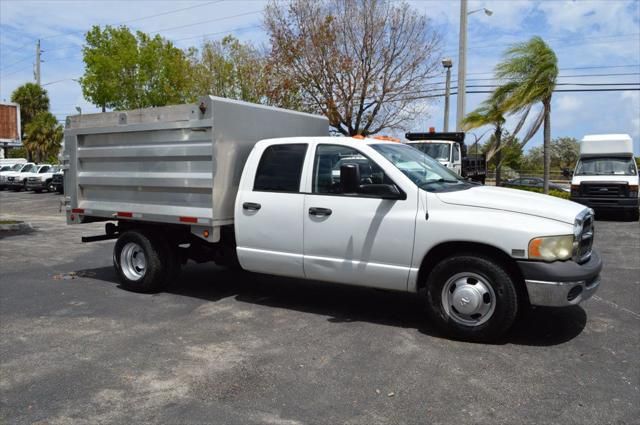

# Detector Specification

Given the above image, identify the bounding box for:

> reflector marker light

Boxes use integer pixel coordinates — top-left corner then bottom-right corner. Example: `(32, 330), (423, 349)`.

(71, 208), (84, 214)
(117, 212), (133, 218)
(179, 216), (198, 224)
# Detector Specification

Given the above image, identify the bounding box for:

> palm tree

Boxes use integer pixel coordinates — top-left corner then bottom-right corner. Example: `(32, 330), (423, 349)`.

(24, 112), (63, 163)
(10, 83), (50, 137)
(462, 96), (506, 185)
(492, 36), (558, 193)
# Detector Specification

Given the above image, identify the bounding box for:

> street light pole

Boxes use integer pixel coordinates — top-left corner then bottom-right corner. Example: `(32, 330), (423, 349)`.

(442, 58), (453, 132)
(455, 0), (468, 131)
(456, 2), (493, 131)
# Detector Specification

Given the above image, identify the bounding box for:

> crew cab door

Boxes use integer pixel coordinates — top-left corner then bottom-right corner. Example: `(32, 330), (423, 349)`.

(303, 144), (418, 291)
(235, 142), (308, 278)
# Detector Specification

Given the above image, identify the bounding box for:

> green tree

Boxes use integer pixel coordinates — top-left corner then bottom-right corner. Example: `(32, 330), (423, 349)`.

(191, 36), (267, 103)
(10, 83), (50, 138)
(550, 136), (579, 169)
(80, 25), (195, 111)
(521, 146), (544, 173)
(481, 132), (523, 172)
(462, 96), (507, 184)
(23, 111), (63, 163)
(493, 36), (558, 193)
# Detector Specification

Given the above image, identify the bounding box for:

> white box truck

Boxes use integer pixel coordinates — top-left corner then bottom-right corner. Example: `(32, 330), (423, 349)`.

(63, 96), (601, 342)
(571, 134), (639, 221)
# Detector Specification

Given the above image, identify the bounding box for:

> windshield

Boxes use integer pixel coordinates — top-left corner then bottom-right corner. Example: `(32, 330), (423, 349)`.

(371, 143), (472, 192)
(20, 164), (36, 173)
(575, 157), (637, 176)
(0, 166), (11, 172)
(409, 142), (451, 162)
(10, 164), (23, 171)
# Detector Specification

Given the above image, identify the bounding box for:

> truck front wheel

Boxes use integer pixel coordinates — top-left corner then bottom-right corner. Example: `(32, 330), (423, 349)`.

(113, 230), (171, 293)
(425, 254), (518, 342)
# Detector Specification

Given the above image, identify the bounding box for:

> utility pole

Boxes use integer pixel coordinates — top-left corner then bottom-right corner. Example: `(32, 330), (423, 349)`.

(442, 58), (453, 132)
(35, 39), (41, 86)
(456, 0), (467, 131)
(456, 2), (493, 131)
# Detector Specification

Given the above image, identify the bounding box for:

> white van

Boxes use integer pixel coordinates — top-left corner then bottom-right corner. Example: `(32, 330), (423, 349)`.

(570, 134), (639, 221)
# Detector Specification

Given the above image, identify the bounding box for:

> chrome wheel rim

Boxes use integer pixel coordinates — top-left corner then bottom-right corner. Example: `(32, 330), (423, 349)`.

(441, 272), (496, 327)
(120, 242), (146, 281)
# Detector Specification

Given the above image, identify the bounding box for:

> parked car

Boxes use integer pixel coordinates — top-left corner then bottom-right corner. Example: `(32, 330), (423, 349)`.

(26, 165), (61, 192)
(1, 162), (36, 190)
(64, 97), (601, 342)
(502, 177), (570, 192)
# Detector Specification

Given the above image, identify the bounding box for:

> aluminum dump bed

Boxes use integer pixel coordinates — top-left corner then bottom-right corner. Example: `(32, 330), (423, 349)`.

(63, 96), (328, 241)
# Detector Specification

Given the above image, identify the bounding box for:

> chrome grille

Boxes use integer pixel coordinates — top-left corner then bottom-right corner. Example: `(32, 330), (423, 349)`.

(582, 183), (626, 197)
(574, 210), (594, 263)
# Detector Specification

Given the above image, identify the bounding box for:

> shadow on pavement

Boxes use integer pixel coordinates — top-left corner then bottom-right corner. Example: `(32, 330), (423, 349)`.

(78, 263), (586, 347)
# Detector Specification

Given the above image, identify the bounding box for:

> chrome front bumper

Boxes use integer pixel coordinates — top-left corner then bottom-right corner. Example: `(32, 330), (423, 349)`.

(525, 276), (600, 307)
(518, 250), (602, 307)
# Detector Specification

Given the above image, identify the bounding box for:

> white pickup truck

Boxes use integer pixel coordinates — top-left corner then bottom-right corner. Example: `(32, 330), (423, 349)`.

(26, 164), (60, 192)
(1, 162), (36, 190)
(64, 97), (601, 341)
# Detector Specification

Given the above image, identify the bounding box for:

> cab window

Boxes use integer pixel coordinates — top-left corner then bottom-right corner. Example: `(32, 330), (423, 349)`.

(253, 144), (308, 192)
(313, 144), (393, 194)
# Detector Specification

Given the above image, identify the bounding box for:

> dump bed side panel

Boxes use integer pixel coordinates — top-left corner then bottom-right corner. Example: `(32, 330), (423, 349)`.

(65, 103), (215, 226)
(63, 97), (329, 234)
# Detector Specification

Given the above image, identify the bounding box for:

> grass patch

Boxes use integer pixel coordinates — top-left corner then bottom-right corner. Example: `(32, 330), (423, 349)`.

(0, 220), (22, 225)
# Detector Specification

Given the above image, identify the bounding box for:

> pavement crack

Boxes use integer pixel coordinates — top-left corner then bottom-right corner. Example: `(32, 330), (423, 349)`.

(592, 295), (640, 320)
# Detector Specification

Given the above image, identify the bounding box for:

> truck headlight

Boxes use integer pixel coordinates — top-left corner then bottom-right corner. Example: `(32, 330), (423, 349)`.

(528, 235), (574, 261)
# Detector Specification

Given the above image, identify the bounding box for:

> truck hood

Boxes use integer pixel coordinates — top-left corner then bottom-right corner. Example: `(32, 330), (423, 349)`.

(436, 186), (586, 224)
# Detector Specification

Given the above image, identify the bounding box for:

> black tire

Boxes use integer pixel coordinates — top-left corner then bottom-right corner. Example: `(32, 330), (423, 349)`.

(113, 230), (172, 293)
(425, 254), (518, 342)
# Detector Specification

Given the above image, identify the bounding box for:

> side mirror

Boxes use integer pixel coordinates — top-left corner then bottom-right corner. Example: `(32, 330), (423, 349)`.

(359, 184), (406, 200)
(340, 163), (360, 193)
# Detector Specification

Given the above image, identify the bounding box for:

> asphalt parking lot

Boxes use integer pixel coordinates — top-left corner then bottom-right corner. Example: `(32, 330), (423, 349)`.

(1, 190), (639, 424)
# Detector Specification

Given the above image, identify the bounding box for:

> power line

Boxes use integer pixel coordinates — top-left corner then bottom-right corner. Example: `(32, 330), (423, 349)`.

(146, 10), (261, 35)
(442, 33), (640, 57)
(0, 55), (32, 72)
(1, 0), (225, 49)
(400, 87), (640, 102)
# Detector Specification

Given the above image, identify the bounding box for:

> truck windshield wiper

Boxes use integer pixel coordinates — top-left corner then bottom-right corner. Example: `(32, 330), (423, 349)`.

(419, 178), (459, 188)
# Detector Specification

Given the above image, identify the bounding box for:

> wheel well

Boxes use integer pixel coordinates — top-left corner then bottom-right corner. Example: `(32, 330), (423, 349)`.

(417, 241), (528, 304)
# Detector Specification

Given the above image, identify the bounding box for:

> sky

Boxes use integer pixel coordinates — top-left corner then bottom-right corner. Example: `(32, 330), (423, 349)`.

(1, 0), (639, 153)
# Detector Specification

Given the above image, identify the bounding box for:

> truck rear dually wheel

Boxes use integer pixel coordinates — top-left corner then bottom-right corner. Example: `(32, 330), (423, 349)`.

(425, 254), (518, 342)
(113, 230), (172, 293)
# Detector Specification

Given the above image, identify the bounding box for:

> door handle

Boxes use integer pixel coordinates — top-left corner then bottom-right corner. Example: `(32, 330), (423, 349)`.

(309, 207), (332, 217)
(243, 202), (261, 211)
